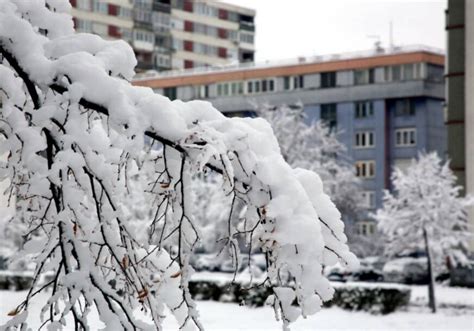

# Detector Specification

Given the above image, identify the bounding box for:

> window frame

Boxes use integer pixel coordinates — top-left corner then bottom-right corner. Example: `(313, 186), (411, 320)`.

(395, 127), (417, 147)
(354, 131), (375, 148)
(355, 160), (376, 178)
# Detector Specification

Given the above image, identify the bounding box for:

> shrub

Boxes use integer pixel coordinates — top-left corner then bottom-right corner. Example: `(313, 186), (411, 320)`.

(328, 282), (411, 314)
(188, 278), (410, 314)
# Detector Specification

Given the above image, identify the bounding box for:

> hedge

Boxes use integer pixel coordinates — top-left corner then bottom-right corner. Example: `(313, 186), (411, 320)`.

(188, 276), (410, 314)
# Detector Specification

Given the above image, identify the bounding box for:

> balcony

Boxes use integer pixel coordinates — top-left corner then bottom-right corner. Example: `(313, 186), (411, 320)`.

(239, 21), (255, 32)
(152, 1), (171, 13)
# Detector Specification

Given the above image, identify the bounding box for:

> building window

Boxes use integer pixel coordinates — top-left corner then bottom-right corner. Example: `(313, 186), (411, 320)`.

(246, 79), (275, 95)
(239, 32), (254, 44)
(134, 30), (154, 43)
(163, 87), (177, 101)
(355, 101), (374, 118)
(355, 131), (375, 148)
(395, 128), (416, 147)
(357, 221), (376, 236)
(194, 85), (209, 99)
(320, 103), (337, 130)
(77, 0), (92, 10)
(355, 160), (375, 178)
(394, 99), (416, 116)
(321, 71), (336, 88)
(283, 75), (304, 90)
(384, 63), (424, 82)
(354, 68), (375, 85)
(359, 191), (376, 209)
(76, 19), (92, 32)
(93, 0), (108, 14)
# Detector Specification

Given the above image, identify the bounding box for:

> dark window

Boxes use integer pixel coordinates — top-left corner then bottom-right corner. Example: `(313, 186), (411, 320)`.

(284, 76), (291, 90)
(394, 99), (416, 116)
(184, 20), (193, 32)
(184, 40), (193, 51)
(321, 71), (336, 88)
(163, 87), (177, 100)
(369, 68), (375, 84)
(262, 80), (267, 92)
(392, 65), (401, 81)
(355, 101), (374, 118)
(293, 75), (304, 89)
(269, 80), (274, 91)
(218, 47), (227, 58)
(320, 103), (337, 130)
(247, 81), (253, 93)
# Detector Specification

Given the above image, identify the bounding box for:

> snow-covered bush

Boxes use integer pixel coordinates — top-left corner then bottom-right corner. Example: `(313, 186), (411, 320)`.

(0, 1), (357, 329)
(328, 282), (411, 314)
(188, 278), (410, 314)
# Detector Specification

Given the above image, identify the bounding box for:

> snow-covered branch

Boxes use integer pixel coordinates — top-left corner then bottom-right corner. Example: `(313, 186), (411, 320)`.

(0, 1), (357, 329)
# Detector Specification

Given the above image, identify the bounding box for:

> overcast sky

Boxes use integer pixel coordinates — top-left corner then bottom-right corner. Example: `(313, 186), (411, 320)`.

(222, 0), (447, 62)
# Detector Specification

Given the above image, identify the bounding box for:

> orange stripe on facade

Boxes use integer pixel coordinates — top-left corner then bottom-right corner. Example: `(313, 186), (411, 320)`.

(133, 52), (445, 89)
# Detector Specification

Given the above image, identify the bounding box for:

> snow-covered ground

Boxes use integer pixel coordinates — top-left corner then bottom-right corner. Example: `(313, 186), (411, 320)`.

(1, 286), (473, 330)
(410, 284), (474, 309)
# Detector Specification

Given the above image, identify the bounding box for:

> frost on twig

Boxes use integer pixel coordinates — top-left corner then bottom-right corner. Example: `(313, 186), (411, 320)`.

(0, 1), (357, 329)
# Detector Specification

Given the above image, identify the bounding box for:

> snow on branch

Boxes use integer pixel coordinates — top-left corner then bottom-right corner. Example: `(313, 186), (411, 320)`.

(0, 1), (357, 329)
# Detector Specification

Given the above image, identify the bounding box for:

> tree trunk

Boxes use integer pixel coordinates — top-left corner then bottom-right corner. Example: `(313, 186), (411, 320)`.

(423, 227), (436, 313)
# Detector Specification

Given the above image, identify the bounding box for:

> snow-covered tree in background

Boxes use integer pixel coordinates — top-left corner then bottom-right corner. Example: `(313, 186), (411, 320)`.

(258, 104), (361, 218)
(0, 1), (357, 329)
(374, 152), (473, 313)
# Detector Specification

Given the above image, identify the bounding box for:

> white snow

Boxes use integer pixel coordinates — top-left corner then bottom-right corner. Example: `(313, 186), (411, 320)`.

(0, 290), (472, 330)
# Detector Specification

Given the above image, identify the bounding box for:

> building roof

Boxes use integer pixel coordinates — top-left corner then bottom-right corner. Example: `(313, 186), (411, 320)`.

(133, 45), (445, 89)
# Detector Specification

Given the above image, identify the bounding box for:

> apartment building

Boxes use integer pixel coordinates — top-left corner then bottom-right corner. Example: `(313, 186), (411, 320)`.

(446, 0), (474, 250)
(70, 0), (255, 71)
(134, 45), (446, 235)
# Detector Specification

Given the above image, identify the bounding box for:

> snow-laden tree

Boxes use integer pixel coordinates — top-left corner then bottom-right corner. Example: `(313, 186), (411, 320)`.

(191, 174), (234, 254)
(374, 152), (473, 313)
(258, 104), (361, 218)
(0, 1), (357, 329)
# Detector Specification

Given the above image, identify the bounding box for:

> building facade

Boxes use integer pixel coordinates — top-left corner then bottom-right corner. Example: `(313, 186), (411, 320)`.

(134, 46), (446, 236)
(71, 0), (255, 71)
(446, 0), (474, 250)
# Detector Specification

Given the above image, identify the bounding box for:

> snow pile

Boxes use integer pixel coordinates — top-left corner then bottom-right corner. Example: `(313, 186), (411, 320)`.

(0, 1), (357, 329)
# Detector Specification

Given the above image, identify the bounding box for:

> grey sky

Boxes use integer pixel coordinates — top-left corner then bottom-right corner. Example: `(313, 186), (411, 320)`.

(222, 0), (447, 61)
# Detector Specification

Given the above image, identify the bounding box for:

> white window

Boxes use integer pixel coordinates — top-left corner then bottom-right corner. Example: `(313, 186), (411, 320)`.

(217, 81), (243, 97)
(119, 7), (132, 18)
(395, 128), (416, 147)
(193, 85), (209, 99)
(134, 30), (154, 43)
(172, 38), (183, 51)
(283, 75), (304, 90)
(384, 63), (425, 82)
(359, 191), (376, 209)
(93, 0), (108, 14)
(194, 2), (218, 17)
(77, 0), (92, 10)
(357, 221), (376, 236)
(354, 68), (374, 85)
(239, 32), (254, 44)
(355, 160), (375, 178)
(355, 131), (375, 148)
(76, 19), (92, 33)
(171, 18), (184, 30)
